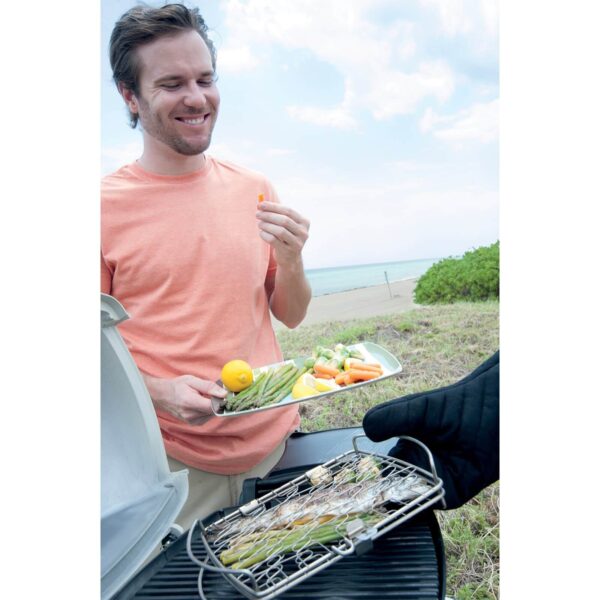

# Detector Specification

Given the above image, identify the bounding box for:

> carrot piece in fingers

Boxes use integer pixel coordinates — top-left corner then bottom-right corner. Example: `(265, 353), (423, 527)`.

(258, 193), (265, 203)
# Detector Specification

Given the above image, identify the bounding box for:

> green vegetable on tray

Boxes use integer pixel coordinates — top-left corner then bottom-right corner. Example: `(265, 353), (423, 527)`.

(224, 363), (307, 412)
(223, 344), (366, 413)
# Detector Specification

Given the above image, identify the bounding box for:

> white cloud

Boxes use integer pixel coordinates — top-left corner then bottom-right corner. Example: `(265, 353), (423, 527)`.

(101, 139), (143, 175)
(420, 0), (473, 36)
(368, 61), (454, 119)
(266, 147), (296, 156)
(420, 0), (497, 37)
(220, 0), (455, 126)
(419, 0), (498, 55)
(272, 171), (498, 268)
(217, 44), (260, 72)
(208, 140), (261, 169)
(420, 99), (498, 144)
(286, 104), (357, 130)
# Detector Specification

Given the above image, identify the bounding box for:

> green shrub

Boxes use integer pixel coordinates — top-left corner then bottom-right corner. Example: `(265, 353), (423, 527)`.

(414, 242), (499, 304)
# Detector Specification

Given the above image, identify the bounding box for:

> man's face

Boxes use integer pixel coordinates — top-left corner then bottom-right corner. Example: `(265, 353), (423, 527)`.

(129, 30), (220, 156)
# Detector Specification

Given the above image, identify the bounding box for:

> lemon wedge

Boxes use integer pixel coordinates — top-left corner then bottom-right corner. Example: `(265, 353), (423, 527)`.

(291, 373), (318, 399)
(292, 373), (339, 398)
(313, 377), (338, 392)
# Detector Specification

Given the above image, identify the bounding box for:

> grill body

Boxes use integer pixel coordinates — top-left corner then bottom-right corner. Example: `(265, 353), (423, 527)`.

(115, 510), (445, 600)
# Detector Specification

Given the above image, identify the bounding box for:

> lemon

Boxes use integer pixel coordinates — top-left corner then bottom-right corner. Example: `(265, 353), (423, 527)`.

(313, 377), (338, 392)
(292, 373), (340, 398)
(221, 359), (254, 392)
(291, 373), (318, 399)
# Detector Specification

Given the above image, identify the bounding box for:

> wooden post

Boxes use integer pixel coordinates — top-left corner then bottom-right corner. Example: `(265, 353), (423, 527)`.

(384, 271), (393, 299)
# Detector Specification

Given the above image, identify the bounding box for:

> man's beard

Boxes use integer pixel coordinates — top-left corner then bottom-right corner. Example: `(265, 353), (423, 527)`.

(137, 98), (214, 156)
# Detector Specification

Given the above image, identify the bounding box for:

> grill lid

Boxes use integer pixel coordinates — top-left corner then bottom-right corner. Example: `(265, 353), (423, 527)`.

(101, 294), (189, 600)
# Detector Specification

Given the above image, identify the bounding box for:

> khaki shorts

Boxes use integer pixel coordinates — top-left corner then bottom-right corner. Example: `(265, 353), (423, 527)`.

(167, 438), (288, 532)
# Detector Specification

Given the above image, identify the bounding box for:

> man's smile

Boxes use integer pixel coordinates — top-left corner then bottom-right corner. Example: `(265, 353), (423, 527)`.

(175, 114), (210, 126)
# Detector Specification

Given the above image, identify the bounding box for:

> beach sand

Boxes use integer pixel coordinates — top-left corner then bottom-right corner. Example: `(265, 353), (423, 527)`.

(272, 278), (418, 331)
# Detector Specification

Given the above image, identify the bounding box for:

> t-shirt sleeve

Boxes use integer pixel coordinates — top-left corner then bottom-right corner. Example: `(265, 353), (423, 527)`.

(101, 251), (113, 295)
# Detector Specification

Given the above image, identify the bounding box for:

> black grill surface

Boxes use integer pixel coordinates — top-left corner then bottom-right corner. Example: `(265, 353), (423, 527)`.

(117, 514), (444, 600)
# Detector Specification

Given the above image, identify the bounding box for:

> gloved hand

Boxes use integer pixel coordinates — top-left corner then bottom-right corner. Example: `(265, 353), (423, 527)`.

(362, 351), (499, 510)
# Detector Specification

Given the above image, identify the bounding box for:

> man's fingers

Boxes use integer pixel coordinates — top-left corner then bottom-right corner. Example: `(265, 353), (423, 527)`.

(258, 222), (307, 249)
(186, 377), (228, 398)
(257, 202), (310, 232)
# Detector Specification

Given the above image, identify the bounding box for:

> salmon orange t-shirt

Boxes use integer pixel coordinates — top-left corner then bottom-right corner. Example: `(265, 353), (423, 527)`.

(101, 156), (300, 474)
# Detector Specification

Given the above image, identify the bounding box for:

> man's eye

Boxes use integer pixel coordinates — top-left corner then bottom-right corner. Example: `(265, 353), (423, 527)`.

(198, 76), (218, 87)
(161, 83), (180, 90)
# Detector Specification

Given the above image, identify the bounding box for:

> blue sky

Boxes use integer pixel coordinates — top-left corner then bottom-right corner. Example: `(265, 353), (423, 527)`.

(102, 0), (498, 269)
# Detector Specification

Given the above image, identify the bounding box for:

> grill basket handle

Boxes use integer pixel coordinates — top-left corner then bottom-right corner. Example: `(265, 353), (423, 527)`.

(352, 434), (442, 486)
(186, 519), (260, 598)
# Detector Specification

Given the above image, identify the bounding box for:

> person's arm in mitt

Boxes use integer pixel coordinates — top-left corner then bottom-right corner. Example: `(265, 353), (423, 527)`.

(362, 351), (499, 509)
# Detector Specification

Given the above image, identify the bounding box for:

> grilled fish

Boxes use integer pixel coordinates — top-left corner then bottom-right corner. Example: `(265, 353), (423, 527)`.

(209, 473), (430, 542)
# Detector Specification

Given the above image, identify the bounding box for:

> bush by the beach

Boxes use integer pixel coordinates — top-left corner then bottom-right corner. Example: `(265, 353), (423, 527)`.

(414, 242), (499, 304)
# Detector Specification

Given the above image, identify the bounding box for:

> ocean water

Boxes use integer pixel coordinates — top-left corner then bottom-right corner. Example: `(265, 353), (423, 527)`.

(305, 258), (439, 297)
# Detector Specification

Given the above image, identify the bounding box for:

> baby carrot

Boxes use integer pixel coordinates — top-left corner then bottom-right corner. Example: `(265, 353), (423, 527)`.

(335, 372), (350, 386)
(314, 363), (340, 377)
(344, 358), (383, 372)
(348, 363), (383, 374)
(258, 193), (265, 203)
(314, 372), (334, 380)
(346, 369), (380, 383)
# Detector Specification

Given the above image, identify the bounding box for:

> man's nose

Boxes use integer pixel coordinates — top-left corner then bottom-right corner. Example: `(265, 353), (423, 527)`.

(182, 83), (207, 109)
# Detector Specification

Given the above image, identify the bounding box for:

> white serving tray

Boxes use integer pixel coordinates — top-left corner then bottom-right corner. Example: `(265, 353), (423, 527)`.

(211, 342), (402, 418)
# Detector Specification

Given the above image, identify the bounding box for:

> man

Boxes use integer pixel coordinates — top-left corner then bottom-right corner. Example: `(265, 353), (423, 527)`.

(102, 3), (312, 530)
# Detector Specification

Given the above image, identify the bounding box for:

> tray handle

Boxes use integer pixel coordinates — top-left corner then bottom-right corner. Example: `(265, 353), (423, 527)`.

(351, 434), (443, 486)
(186, 519), (260, 598)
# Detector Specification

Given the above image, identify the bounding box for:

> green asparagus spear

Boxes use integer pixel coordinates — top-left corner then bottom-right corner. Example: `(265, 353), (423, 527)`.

(234, 365), (298, 411)
(225, 371), (266, 411)
(261, 367), (308, 406)
(221, 513), (380, 569)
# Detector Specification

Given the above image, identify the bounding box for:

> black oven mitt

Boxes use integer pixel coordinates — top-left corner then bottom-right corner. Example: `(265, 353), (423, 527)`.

(362, 351), (499, 510)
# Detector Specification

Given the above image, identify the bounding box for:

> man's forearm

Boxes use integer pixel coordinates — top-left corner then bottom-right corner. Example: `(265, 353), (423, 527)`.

(269, 260), (312, 328)
(141, 372), (173, 409)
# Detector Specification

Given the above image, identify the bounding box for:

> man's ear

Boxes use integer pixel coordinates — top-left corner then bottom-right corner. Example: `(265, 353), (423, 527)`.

(118, 83), (138, 115)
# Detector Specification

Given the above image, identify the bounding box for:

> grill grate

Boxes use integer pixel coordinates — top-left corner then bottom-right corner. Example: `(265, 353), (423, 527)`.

(191, 436), (444, 600)
(129, 518), (442, 599)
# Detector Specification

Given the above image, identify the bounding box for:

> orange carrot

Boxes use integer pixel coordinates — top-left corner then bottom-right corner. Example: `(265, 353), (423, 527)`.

(314, 372), (334, 379)
(346, 369), (380, 383)
(335, 372), (350, 386)
(349, 364), (383, 374)
(258, 193), (265, 203)
(344, 359), (383, 373)
(314, 363), (340, 377)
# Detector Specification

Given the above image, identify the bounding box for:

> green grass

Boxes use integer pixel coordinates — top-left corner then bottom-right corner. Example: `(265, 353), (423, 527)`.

(276, 300), (499, 599)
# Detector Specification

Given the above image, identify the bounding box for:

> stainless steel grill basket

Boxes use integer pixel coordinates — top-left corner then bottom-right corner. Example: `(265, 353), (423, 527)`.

(186, 435), (445, 600)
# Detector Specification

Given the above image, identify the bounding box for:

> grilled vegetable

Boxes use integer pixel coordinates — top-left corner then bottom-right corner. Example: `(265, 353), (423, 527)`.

(220, 513), (381, 569)
(307, 465), (333, 486)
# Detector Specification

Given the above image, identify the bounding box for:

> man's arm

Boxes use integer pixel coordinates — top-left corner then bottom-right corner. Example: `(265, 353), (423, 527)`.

(142, 372), (227, 425)
(257, 201), (311, 328)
